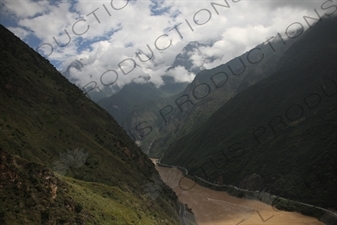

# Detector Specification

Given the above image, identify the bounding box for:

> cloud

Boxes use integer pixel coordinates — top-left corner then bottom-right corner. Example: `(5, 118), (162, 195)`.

(2, 0), (49, 18)
(1, 0), (336, 91)
(166, 66), (196, 83)
(263, 0), (325, 10)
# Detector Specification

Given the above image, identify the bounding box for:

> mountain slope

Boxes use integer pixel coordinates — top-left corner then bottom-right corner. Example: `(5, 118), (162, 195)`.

(0, 24), (180, 225)
(162, 16), (337, 213)
(166, 41), (214, 74)
(97, 82), (165, 124)
(123, 29), (296, 156)
(97, 78), (188, 125)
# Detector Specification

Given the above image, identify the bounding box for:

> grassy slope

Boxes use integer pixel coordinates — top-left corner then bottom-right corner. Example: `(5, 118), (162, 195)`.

(0, 24), (180, 225)
(1, 150), (177, 225)
(162, 17), (337, 211)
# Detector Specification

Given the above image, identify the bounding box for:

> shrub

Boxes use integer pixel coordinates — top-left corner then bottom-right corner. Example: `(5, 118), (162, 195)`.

(75, 203), (83, 213)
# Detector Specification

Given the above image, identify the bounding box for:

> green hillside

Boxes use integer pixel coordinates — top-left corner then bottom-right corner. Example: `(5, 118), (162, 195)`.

(0, 24), (180, 225)
(162, 16), (337, 214)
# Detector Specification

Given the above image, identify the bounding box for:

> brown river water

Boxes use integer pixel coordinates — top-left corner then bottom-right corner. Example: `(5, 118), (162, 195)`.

(151, 159), (324, 225)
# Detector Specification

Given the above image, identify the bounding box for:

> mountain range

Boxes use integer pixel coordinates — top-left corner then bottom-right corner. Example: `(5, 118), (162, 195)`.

(95, 15), (337, 224)
(6, 13), (336, 225)
(160, 16), (337, 221)
(61, 40), (213, 104)
(97, 76), (189, 125)
(121, 27), (297, 155)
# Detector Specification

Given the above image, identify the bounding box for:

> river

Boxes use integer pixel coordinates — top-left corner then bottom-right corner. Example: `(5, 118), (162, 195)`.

(151, 159), (325, 225)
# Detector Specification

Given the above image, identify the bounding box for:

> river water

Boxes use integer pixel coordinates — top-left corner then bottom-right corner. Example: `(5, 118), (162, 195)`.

(152, 159), (324, 225)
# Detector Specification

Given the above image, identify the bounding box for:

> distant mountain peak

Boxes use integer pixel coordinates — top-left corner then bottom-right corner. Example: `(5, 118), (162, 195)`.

(132, 74), (151, 83)
(166, 40), (215, 74)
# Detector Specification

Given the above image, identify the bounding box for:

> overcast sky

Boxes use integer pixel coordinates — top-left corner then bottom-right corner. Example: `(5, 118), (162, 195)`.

(1, 0), (336, 92)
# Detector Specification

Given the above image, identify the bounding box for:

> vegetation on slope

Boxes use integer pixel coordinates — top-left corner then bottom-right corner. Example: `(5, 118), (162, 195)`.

(0, 24), (180, 224)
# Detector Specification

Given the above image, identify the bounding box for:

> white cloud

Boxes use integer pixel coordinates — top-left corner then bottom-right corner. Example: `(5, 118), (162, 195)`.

(2, 0), (49, 18)
(166, 66), (195, 83)
(1, 0), (336, 90)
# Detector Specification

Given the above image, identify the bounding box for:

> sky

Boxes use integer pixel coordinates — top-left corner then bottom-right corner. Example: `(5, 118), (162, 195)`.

(1, 0), (336, 93)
